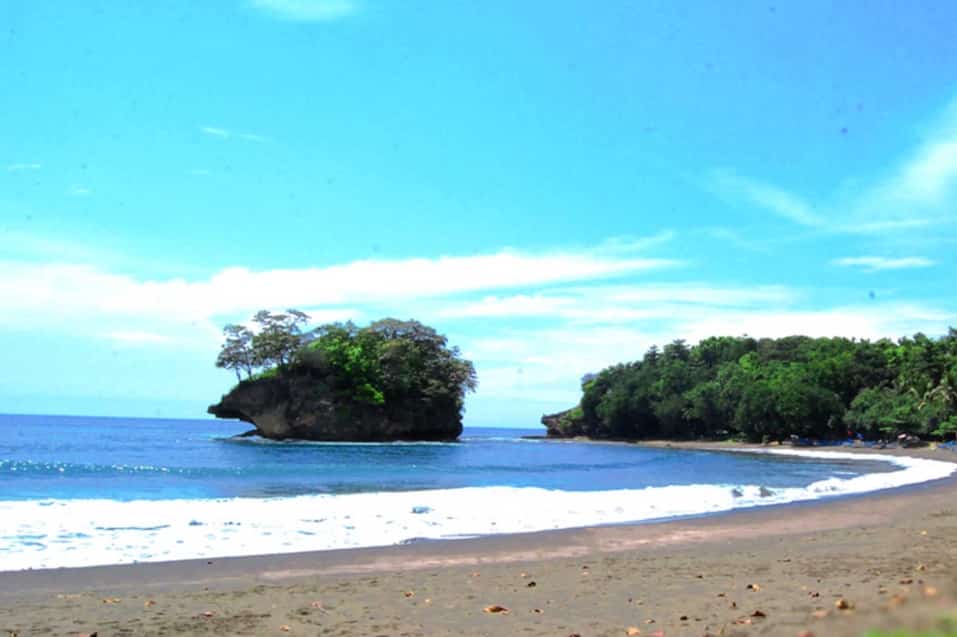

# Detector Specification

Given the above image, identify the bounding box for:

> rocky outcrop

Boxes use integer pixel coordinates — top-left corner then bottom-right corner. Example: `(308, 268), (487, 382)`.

(541, 407), (584, 438)
(208, 370), (463, 442)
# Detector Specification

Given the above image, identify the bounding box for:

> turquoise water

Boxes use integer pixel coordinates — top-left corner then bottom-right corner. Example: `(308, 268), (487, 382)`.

(0, 413), (884, 500)
(2, 413), (952, 571)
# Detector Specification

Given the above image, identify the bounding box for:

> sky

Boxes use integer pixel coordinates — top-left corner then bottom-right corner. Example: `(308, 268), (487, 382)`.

(1, 0), (956, 427)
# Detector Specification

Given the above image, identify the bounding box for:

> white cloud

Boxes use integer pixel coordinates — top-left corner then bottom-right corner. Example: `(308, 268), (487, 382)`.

(439, 295), (576, 319)
(710, 170), (824, 227)
(68, 186), (92, 197)
(200, 126), (270, 143)
(438, 284), (796, 321)
(709, 96), (957, 234)
(200, 126), (231, 138)
(248, 0), (358, 21)
(106, 330), (174, 345)
(0, 246), (678, 332)
(6, 163), (41, 171)
(833, 256), (935, 272)
(595, 230), (675, 254)
(297, 307), (363, 324)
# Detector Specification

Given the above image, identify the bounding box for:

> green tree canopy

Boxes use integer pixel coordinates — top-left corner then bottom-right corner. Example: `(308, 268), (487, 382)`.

(557, 330), (957, 442)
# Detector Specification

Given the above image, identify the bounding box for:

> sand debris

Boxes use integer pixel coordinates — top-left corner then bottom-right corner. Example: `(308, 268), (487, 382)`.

(746, 583), (761, 591)
(900, 578), (914, 584)
(527, 580), (537, 587)
(888, 593), (908, 606)
(923, 585), (939, 597)
(811, 609), (828, 619)
(835, 598), (853, 610)
(403, 591), (415, 598)
(483, 605), (509, 614)
(532, 608), (543, 614)
(143, 600), (156, 608)
(751, 609), (767, 618)
(201, 611), (215, 618)
(101, 597), (121, 604)
(279, 626), (291, 632)
(626, 627), (641, 635)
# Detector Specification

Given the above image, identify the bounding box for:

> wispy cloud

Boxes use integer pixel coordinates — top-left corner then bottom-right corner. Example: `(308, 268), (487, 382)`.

(833, 256), (935, 272)
(0, 242), (679, 332)
(710, 170), (824, 227)
(247, 0), (359, 22)
(200, 126), (271, 143)
(439, 284), (796, 321)
(200, 126), (231, 138)
(6, 163), (41, 171)
(594, 230), (675, 254)
(68, 186), (92, 197)
(708, 96), (957, 235)
(106, 330), (174, 345)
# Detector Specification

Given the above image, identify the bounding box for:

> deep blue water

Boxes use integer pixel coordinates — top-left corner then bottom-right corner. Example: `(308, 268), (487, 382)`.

(0, 413), (890, 501)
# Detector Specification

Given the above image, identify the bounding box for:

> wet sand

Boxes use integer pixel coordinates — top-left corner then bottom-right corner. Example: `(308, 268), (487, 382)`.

(2, 443), (956, 636)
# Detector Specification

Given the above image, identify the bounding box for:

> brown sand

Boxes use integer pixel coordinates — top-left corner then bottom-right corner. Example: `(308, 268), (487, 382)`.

(2, 443), (956, 636)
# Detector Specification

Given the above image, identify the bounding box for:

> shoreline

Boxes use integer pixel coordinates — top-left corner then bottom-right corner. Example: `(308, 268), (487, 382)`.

(2, 445), (957, 635)
(2, 442), (954, 573)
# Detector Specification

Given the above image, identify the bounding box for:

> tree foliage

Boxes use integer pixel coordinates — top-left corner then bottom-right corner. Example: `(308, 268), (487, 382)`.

(216, 311), (477, 420)
(552, 331), (957, 442)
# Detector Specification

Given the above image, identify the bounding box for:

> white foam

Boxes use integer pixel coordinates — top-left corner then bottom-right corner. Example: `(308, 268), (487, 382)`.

(0, 449), (953, 571)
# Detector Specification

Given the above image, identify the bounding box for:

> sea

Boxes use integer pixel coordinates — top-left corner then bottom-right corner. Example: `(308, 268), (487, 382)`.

(1, 413), (955, 572)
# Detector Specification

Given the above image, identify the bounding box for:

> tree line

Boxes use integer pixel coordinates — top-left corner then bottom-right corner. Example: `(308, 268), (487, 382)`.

(216, 310), (477, 415)
(549, 330), (957, 442)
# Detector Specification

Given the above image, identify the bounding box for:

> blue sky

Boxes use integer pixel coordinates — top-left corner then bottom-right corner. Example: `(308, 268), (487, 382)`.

(1, 0), (956, 426)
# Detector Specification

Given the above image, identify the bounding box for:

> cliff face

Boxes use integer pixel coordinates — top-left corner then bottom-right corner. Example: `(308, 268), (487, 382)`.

(540, 407), (585, 438)
(208, 371), (463, 442)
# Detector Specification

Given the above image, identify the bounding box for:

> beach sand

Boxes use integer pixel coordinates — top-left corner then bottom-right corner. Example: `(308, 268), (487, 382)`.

(2, 444), (956, 636)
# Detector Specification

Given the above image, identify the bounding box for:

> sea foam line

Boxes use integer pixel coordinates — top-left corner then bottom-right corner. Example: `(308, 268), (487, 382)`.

(0, 450), (953, 572)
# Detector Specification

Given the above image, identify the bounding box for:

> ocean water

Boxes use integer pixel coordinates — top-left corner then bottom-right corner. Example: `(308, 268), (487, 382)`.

(1, 413), (954, 571)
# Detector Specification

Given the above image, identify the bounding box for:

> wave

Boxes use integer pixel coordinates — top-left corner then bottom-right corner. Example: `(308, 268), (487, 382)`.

(0, 449), (952, 571)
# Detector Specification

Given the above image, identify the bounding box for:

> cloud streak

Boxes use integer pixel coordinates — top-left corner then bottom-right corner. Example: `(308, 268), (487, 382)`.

(0, 245), (679, 333)
(833, 256), (935, 272)
(709, 96), (957, 235)
(247, 0), (358, 22)
(200, 125), (271, 143)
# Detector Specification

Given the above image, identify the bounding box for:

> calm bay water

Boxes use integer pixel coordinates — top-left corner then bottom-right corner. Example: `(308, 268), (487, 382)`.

(0, 413), (885, 500)
(0, 413), (952, 571)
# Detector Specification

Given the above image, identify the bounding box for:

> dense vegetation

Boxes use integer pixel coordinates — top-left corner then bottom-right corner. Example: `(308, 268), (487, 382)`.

(216, 310), (477, 422)
(548, 331), (957, 442)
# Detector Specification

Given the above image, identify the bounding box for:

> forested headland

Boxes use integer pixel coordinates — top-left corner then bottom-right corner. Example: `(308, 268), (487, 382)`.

(209, 311), (477, 441)
(545, 331), (957, 443)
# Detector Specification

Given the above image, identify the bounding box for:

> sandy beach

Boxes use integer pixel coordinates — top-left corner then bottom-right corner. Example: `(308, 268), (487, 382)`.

(2, 444), (956, 637)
